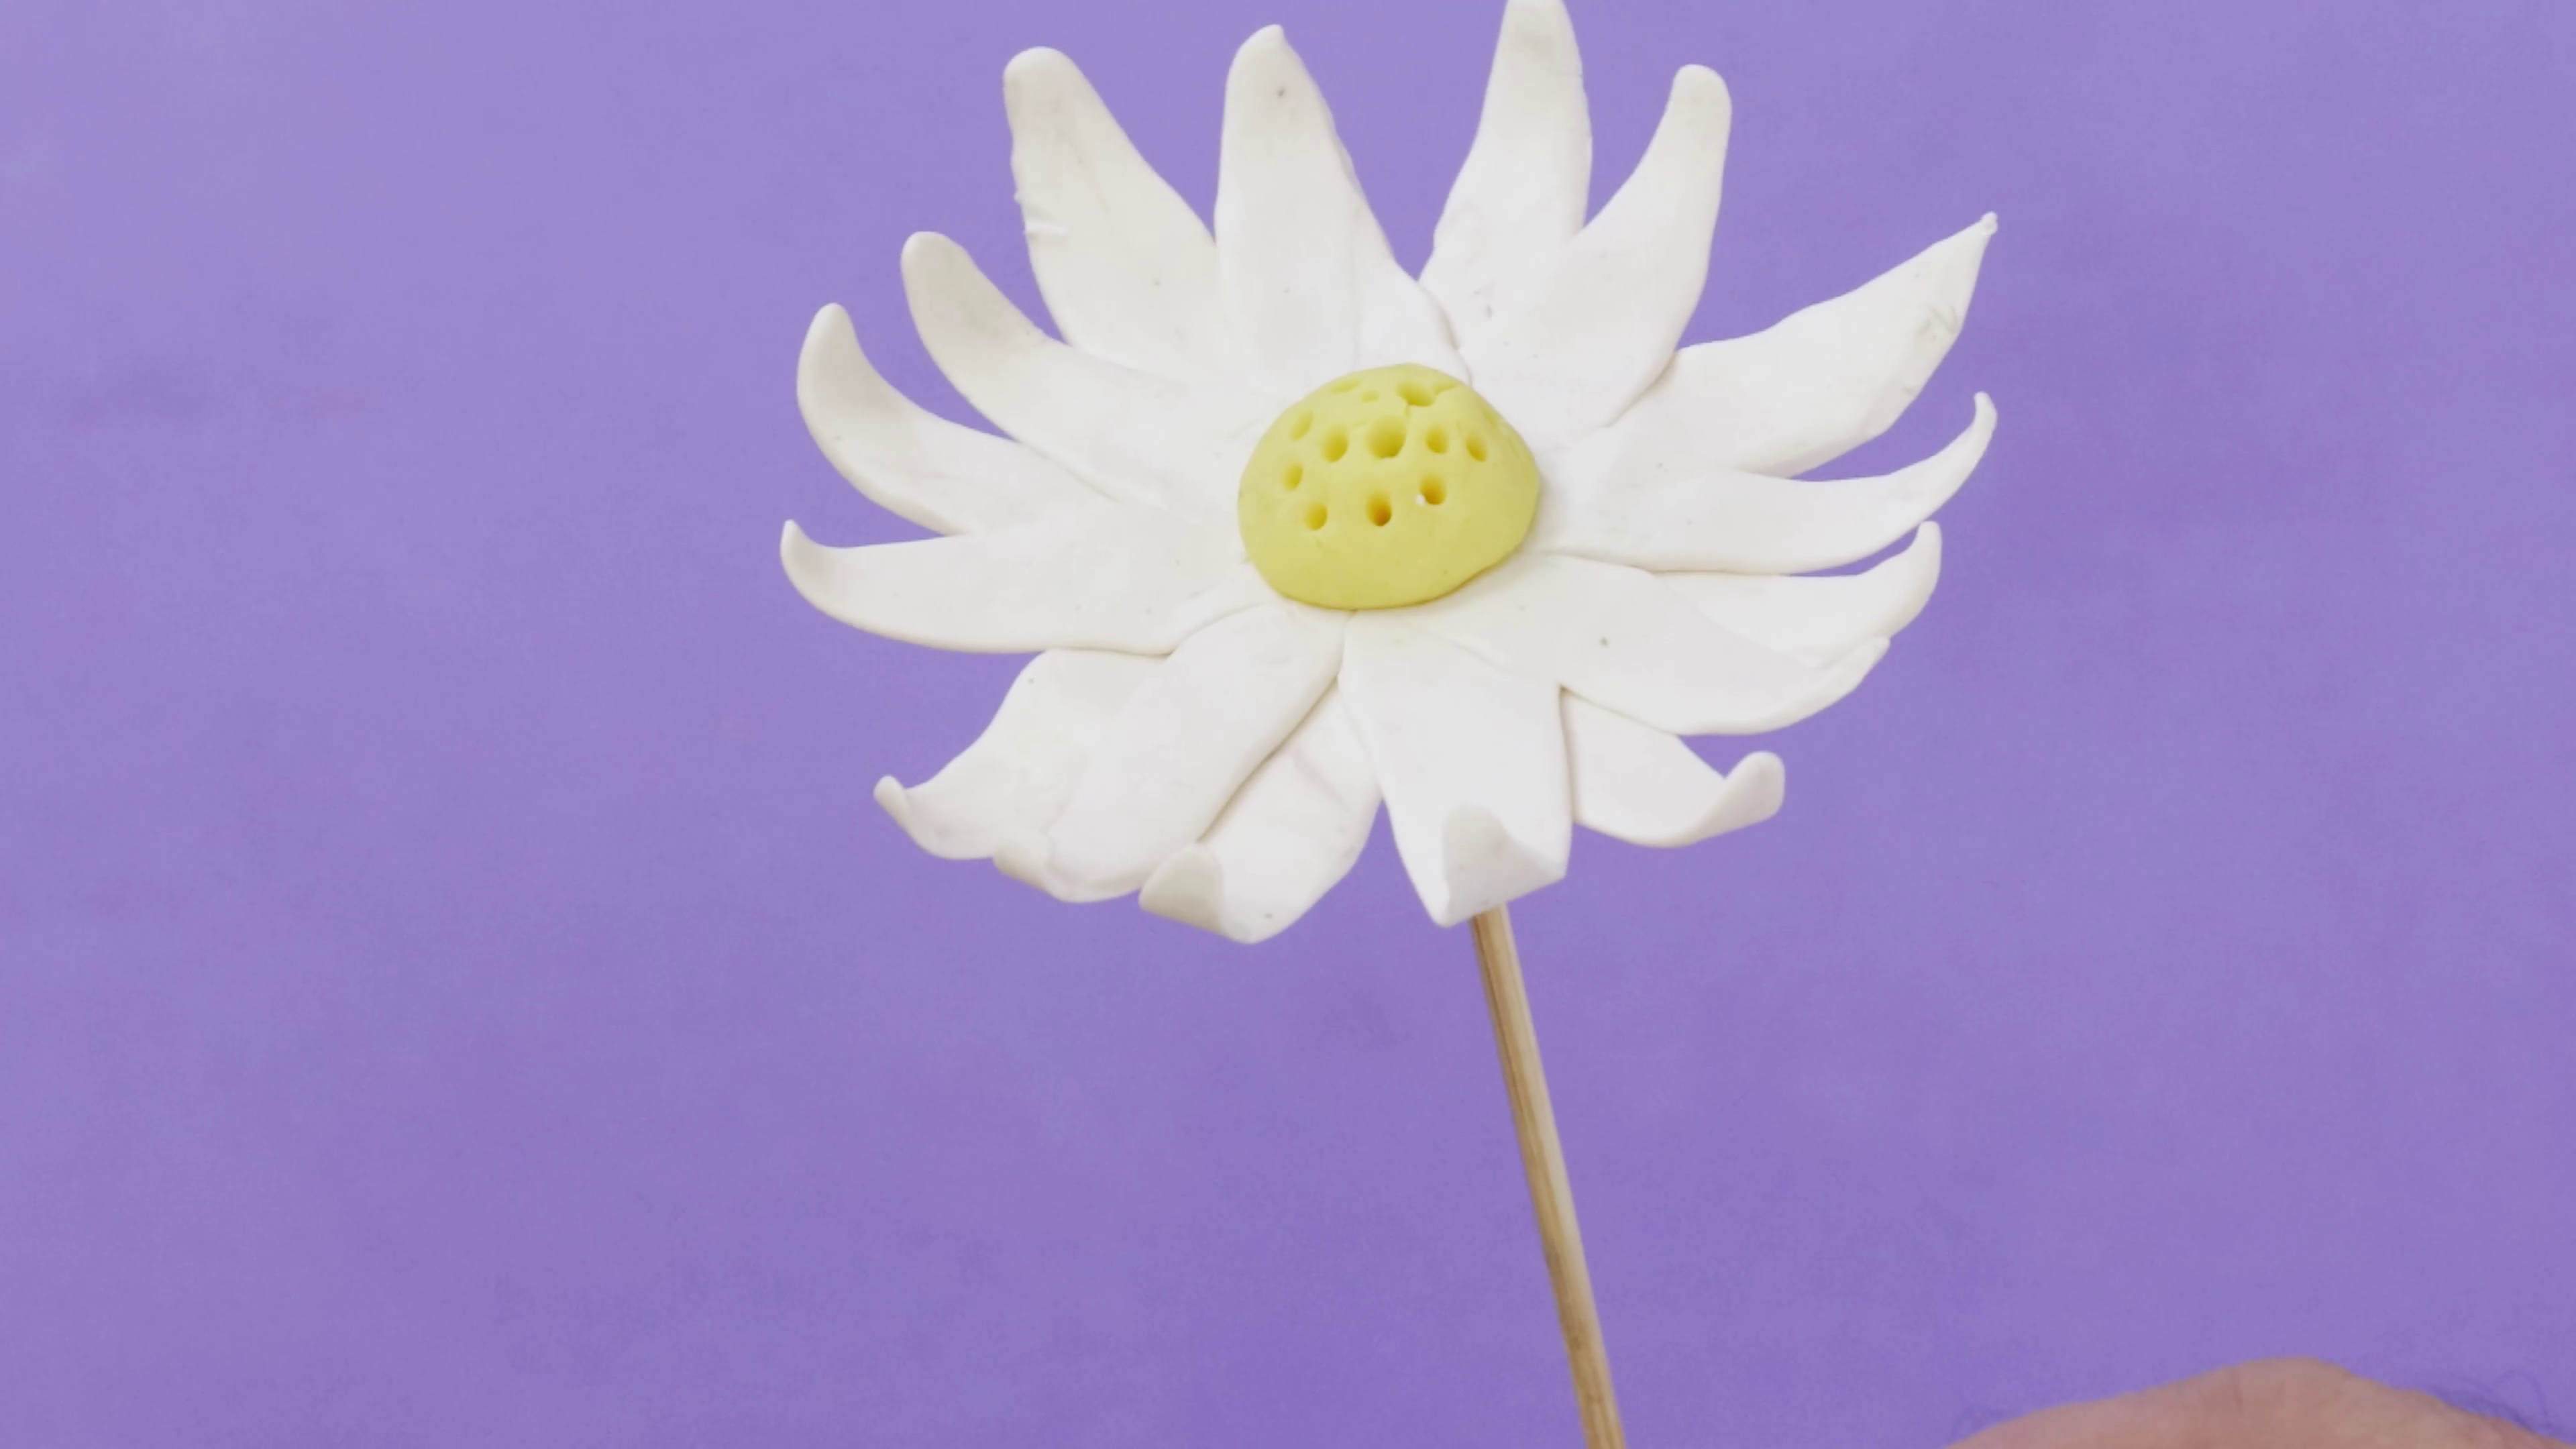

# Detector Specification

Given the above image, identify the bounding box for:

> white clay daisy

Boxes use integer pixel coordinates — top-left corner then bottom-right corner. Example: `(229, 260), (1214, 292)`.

(782, 0), (1996, 942)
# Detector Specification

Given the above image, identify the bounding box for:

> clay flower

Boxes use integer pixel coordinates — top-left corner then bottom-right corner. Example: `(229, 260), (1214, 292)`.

(782, 0), (1995, 941)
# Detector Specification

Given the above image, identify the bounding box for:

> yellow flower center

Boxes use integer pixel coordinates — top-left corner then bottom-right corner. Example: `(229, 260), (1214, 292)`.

(1237, 365), (1539, 611)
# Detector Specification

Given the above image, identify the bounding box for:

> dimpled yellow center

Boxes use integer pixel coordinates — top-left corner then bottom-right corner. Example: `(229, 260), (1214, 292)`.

(1237, 364), (1539, 611)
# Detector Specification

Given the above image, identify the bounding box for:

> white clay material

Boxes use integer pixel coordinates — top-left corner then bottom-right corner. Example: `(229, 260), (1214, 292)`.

(779, 508), (1265, 654)
(1405, 553), (1884, 736)
(1662, 524), (1942, 667)
(1215, 28), (1462, 400)
(877, 649), (1160, 859)
(1564, 697), (1784, 849)
(1000, 603), (1346, 902)
(902, 233), (1263, 516)
(1532, 394), (1995, 575)
(798, 305), (1100, 536)
(1459, 66), (1731, 451)
(781, 2), (2000, 939)
(1004, 48), (1232, 384)
(1340, 616), (1570, 926)
(1140, 688), (1381, 943)
(1420, 0), (1590, 344)
(1610, 217), (1996, 477)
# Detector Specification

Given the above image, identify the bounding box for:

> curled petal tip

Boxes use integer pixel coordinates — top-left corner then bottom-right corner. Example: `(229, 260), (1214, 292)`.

(1431, 806), (1560, 927)
(777, 521), (842, 612)
(1896, 525), (1945, 621)
(798, 306), (863, 395)
(1437, 807), (1509, 926)
(1978, 211), (2000, 233)
(778, 517), (820, 562)
(1866, 401), (1993, 549)
(1139, 846), (1227, 936)
(872, 775), (914, 828)
(878, 775), (975, 859)
(805, 301), (852, 340)
(992, 829), (1054, 892)
(1729, 750), (1788, 826)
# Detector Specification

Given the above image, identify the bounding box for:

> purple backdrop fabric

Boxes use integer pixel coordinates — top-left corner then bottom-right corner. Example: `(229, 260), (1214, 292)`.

(3, 1), (2571, 1445)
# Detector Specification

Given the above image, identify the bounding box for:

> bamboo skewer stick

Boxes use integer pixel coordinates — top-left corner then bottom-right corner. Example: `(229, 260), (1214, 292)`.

(1470, 904), (1627, 1449)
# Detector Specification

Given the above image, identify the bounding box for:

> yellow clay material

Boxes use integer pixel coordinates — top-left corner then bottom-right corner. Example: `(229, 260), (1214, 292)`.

(1237, 365), (1540, 611)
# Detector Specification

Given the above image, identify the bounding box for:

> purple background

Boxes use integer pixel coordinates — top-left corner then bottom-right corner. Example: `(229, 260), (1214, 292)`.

(4, 0), (2572, 1444)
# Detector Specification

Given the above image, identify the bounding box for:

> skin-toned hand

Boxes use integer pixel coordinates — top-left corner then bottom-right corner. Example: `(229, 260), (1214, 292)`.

(1955, 1358), (2568, 1449)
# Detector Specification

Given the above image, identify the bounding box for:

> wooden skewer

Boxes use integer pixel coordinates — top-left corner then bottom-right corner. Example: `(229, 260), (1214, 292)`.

(1470, 904), (1627, 1449)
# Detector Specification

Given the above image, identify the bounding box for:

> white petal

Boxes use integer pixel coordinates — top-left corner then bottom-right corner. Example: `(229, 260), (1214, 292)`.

(1140, 688), (1379, 943)
(1461, 66), (1731, 449)
(1215, 27), (1462, 398)
(1660, 523), (1943, 666)
(902, 233), (1263, 517)
(1420, 0), (1590, 343)
(1603, 217), (1996, 477)
(875, 649), (1161, 859)
(1407, 553), (1885, 735)
(1564, 697), (1783, 847)
(998, 604), (1346, 902)
(1535, 393), (1995, 575)
(1004, 48), (1232, 382)
(779, 506), (1263, 654)
(1340, 616), (1568, 927)
(797, 305), (1102, 535)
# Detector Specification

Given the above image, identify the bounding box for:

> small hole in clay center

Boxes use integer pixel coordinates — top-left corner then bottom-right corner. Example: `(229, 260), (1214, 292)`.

(1367, 494), (1392, 527)
(1289, 410), (1312, 439)
(1464, 432), (1488, 462)
(1397, 380), (1434, 407)
(1305, 503), (1328, 530)
(1360, 389), (1379, 402)
(1322, 428), (1348, 462)
(1424, 424), (1449, 454)
(1329, 378), (1358, 394)
(1419, 476), (1446, 506)
(1366, 418), (1405, 458)
(1283, 463), (1302, 490)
